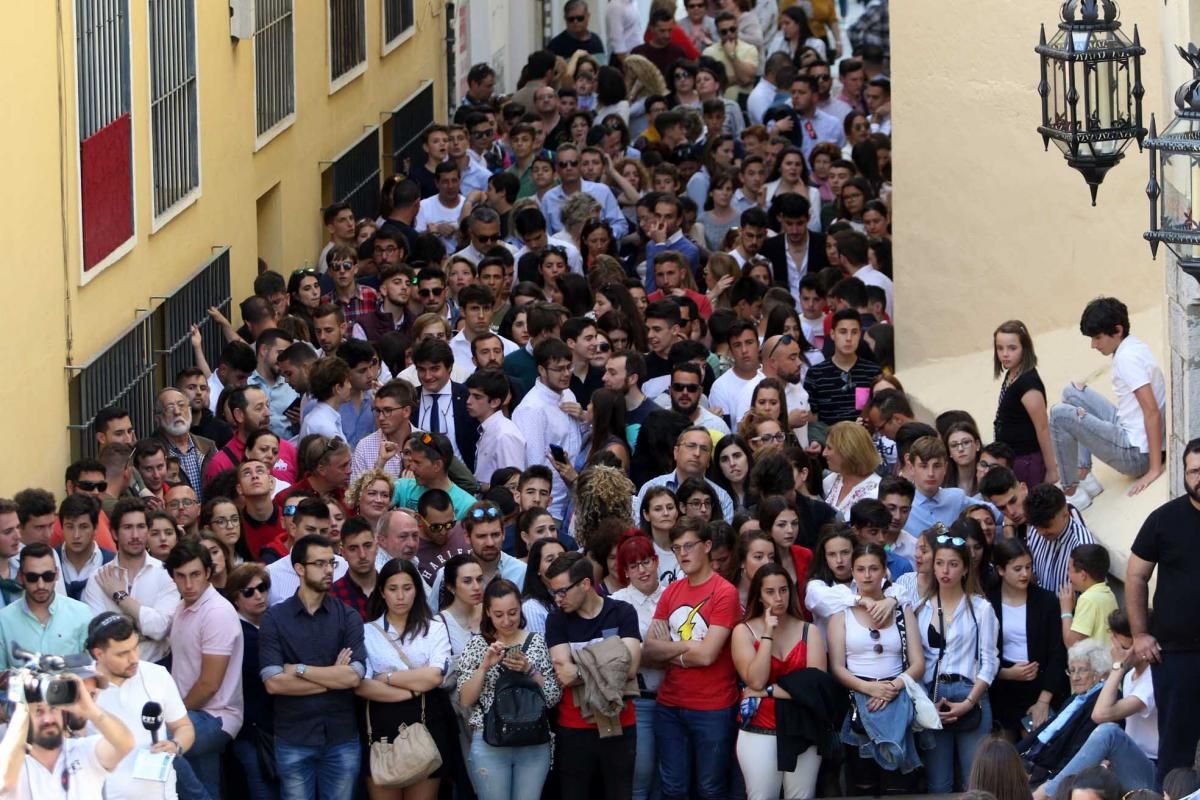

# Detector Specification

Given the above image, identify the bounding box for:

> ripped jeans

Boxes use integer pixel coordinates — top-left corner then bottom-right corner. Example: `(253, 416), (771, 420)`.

(467, 730), (552, 800)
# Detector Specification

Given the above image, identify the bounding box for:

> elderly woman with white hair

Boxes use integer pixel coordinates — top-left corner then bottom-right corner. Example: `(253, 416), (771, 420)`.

(556, 192), (601, 251)
(1018, 639), (1111, 790)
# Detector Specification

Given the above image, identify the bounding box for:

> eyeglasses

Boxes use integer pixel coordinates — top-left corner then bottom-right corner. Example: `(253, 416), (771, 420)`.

(671, 382), (701, 393)
(303, 558), (340, 571)
(211, 515), (240, 528)
(544, 364), (572, 374)
(374, 245), (401, 256)
(167, 498), (198, 510)
(752, 432), (788, 444)
(551, 577), (586, 599)
(418, 287), (445, 298)
(936, 535), (967, 547)
(240, 581), (272, 598)
(869, 628), (883, 654)
(22, 571), (57, 585)
(627, 557), (656, 572)
(161, 401), (188, 413)
(557, 159), (579, 168)
(685, 498), (713, 510)
(330, 261), (355, 272)
(75, 479), (107, 492)
(767, 334), (795, 359)
(948, 441), (976, 451)
(426, 520), (456, 534)
(373, 405), (402, 417)
(469, 506), (501, 521)
(670, 540), (703, 555)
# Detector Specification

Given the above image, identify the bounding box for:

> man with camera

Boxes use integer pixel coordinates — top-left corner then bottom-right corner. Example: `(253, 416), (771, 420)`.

(0, 668), (133, 799)
(86, 611), (202, 800)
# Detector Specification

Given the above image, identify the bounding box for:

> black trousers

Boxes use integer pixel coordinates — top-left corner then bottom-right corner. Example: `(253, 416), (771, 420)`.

(556, 725), (637, 800)
(1152, 650), (1200, 782)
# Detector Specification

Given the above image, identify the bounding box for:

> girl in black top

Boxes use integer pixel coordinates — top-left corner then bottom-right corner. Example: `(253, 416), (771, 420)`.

(993, 320), (1057, 487)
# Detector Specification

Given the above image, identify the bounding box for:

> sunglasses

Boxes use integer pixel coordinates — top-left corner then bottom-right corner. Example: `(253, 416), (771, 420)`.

(23, 571), (57, 585)
(330, 261), (355, 272)
(418, 287), (445, 297)
(475, 233), (502, 243)
(240, 581), (272, 598)
(671, 382), (701, 393)
(719, 27), (737, 35)
(936, 534), (967, 547)
(426, 520), (456, 534)
(767, 334), (795, 359)
(75, 479), (107, 492)
(596, 341), (611, 353)
(566, 14), (585, 23)
(291, 267), (318, 277)
(469, 506), (501, 521)
(470, 128), (495, 138)
(557, 159), (579, 168)
(869, 628), (883, 654)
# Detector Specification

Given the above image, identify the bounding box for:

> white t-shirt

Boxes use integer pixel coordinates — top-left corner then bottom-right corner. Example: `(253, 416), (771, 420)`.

(415, 194), (467, 254)
(1111, 335), (1166, 453)
(732, 374), (811, 446)
(12, 736), (109, 800)
(93, 662), (188, 800)
(652, 540), (683, 587)
(707, 369), (762, 423)
(1122, 665), (1158, 759)
(1000, 601), (1028, 664)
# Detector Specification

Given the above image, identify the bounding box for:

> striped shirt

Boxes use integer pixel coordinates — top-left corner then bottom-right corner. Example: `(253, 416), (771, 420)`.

(1027, 507), (1096, 591)
(916, 593), (999, 687)
(803, 357), (882, 424)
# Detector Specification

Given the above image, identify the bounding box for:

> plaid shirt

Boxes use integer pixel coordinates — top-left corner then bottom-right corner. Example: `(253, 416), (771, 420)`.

(329, 573), (371, 621)
(165, 436), (204, 500)
(322, 285), (380, 327)
(848, 0), (889, 57)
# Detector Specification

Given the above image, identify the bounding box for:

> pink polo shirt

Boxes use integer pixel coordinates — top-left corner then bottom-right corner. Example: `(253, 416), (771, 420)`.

(170, 584), (245, 737)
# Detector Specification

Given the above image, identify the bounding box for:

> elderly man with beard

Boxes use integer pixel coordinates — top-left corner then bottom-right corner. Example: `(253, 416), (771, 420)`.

(732, 333), (813, 445)
(154, 389), (215, 500)
(0, 669), (133, 799)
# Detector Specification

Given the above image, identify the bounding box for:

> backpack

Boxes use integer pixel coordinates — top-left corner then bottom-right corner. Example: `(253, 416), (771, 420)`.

(482, 637), (551, 748)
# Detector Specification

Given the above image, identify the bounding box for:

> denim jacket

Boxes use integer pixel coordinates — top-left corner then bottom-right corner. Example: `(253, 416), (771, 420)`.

(840, 688), (923, 774)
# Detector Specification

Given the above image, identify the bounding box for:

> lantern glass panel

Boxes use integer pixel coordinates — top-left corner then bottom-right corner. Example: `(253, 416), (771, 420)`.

(1158, 120), (1200, 261)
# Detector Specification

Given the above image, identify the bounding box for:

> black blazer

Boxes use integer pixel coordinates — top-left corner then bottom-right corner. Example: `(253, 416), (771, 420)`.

(416, 381), (480, 474)
(759, 230), (828, 289)
(987, 584), (1069, 702)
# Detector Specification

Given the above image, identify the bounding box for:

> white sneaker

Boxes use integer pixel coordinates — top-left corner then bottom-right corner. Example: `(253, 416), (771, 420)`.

(1065, 485), (1093, 511)
(1080, 473), (1104, 497)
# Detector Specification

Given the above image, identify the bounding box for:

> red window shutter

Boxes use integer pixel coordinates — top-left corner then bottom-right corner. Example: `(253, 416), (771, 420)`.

(80, 113), (133, 271)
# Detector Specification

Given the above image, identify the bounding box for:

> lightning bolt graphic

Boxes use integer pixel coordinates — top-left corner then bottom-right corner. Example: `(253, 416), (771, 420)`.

(678, 599), (708, 641)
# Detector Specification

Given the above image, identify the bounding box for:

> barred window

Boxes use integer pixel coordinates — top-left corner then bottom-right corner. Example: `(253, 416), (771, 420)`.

(329, 0), (366, 87)
(149, 0), (199, 219)
(254, 0), (295, 139)
(76, 0), (134, 272)
(383, 0), (414, 48)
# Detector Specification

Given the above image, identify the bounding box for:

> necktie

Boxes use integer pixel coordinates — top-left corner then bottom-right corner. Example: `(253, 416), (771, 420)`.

(429, 393), (441, 434)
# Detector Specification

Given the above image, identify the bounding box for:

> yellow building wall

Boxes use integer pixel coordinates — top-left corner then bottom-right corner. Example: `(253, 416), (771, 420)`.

(0, 1), (446, 494)
(891, 0), (1167, 371)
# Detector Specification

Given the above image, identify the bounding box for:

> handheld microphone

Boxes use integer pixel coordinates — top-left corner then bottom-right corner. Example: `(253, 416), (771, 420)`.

(141, 701), (163, 744)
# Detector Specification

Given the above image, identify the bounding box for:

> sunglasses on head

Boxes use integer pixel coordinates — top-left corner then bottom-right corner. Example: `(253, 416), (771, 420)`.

(936, 534), (966, 547)
(469, 506), (501, 521)
(240, 580), (272, 598)
(291, 267), (318, 278)
(767, 334), (795, 359)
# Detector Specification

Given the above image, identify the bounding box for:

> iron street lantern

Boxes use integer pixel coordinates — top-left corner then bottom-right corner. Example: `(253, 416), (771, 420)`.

(1145, 45), (1200, 283)
(1036, 0), (1146, 205)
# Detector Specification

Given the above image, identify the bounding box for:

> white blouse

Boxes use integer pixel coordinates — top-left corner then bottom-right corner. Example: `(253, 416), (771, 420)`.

(363, 615), (452, 679)
(1001, 602), (1029, 664)
(915, 594), (999, 687)
(823, 472), (882, 521)
(611, 583), (665, 692)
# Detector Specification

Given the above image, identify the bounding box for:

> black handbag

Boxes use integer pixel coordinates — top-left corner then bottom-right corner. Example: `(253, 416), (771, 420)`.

(931, 596), (983, 732)
(250, 724), (279, 784)
(482, 638), (551, 748)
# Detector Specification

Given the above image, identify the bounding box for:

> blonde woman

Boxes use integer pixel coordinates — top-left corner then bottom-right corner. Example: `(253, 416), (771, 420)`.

(347, 469), (396, 532)
(624, 54), (669, 139)
(822, 421), (883, 520)
(704, 251), (743, 311)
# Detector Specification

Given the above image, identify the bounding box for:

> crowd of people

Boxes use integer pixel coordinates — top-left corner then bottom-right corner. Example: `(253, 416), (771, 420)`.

(2, 1), (1198, 800)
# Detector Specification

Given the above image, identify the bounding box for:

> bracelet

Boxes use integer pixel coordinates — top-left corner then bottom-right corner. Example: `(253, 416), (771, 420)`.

(678, 653), (686, 668)
(761, 636), (774, 641)
(1061, 612), (1074, 619)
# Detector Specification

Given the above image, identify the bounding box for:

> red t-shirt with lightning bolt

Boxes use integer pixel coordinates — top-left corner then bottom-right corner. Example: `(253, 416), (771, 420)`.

(653, 571), (741, 710)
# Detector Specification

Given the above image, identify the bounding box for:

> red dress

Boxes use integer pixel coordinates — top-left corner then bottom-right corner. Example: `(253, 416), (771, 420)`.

(789, 545), (814, 621)
(743, 626), (810, 730)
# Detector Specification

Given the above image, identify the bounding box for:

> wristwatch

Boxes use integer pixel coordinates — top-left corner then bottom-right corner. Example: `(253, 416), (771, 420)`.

(1112, 661), (1125, 672)
(111, 590), (129, 604)
(295, 664), (308, 676)
(765, 684), (775, 698)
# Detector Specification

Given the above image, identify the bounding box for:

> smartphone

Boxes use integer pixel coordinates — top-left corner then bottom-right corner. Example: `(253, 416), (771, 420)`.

(549, 445), (567, 463)
(1021, 715), (1035, 733)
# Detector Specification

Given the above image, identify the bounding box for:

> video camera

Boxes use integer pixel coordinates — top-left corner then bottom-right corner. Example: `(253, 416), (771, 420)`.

(1, 644), (96, 706)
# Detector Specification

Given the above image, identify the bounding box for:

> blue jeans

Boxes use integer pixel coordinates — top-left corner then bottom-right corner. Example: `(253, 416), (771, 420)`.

(922, 681), (993, 793)
(466, 731), (550, 800)
(655, 704), (737, 800)
(1050, 383), (1150, 486)
(185, 710), (232, 799)
(1041, 723), (1158, 797)
(276, 738), (360, 800)
(633, 697), (661, 800)
(232, 734), (280, 800)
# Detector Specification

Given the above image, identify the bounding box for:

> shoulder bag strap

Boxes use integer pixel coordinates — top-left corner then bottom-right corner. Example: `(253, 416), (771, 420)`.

(370, 621), (416, 669)
(894, 602), (909, 671)
(932, 598), (946, 704)
(801, 622), (809, 644)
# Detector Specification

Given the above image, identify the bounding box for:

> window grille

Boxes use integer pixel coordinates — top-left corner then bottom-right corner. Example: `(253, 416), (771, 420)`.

(255, 0), (295, 137)
(330, 0), (366, 85)
(149, 0), (199, 217)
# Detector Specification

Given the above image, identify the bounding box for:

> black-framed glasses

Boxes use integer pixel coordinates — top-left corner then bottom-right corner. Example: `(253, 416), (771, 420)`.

(22, 571), (57, 585)
(240, 581), (272, 598)
(551, 578), (586, 599)
(372, 405), (402, 417)
(936, 534), (967, 547)
(303, 558), (339, 571)
(469, 506), (501, 521)
(752, 432), (788, 445)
